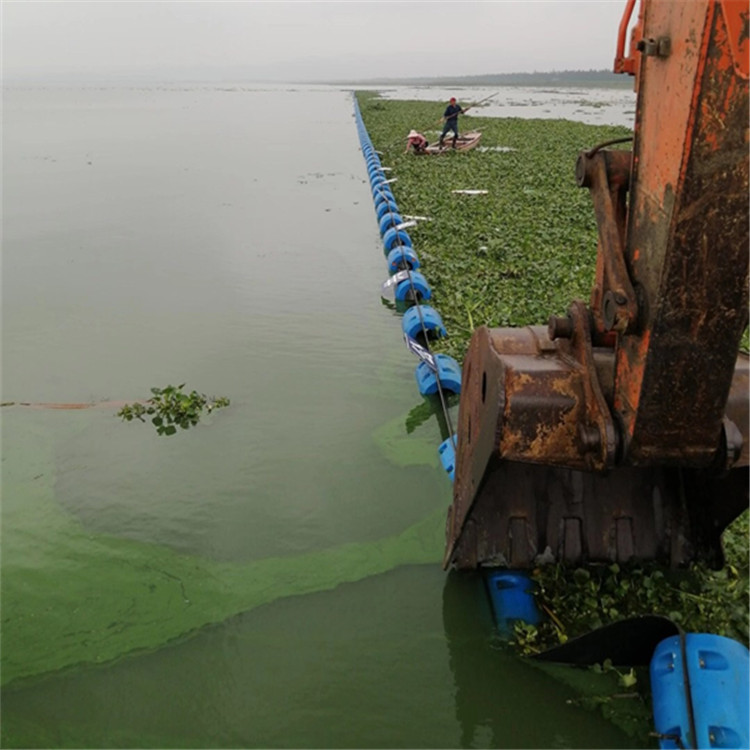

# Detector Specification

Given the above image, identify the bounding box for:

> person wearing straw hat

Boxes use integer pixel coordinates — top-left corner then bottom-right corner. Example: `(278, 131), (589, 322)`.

(439, 97), (465, 148)
(405, 129), (429, 154)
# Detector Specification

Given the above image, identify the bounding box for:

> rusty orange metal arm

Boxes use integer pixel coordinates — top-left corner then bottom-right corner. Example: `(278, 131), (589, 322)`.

(614, 0), (639, 74)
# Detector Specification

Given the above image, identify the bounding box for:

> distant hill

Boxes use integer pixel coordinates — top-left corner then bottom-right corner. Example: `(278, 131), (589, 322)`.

(346, 69), (632, 88)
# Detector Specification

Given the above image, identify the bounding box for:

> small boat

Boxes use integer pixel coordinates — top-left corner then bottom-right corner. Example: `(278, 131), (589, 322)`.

(418, 132), (482, 155)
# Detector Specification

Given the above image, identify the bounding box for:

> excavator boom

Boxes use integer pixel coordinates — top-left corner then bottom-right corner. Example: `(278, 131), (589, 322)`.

(445, 0), (749, 570)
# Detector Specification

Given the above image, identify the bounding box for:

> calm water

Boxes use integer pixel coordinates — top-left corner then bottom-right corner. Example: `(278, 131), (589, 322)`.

(2, 84), (636, 748)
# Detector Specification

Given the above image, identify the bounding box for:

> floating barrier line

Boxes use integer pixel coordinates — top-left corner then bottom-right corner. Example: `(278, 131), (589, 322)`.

(353, 95), (458, 463)
(404, 276), (457, 442)
(358, 105), (457, 452)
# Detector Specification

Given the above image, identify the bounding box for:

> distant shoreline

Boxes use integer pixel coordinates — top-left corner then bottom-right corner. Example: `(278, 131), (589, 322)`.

(5, 69), (634, 89)
(352, 78), (633, 90)
(322, 69), (634, 88)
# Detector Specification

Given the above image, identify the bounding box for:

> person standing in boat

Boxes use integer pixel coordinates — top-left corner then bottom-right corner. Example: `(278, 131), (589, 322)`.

(405, 129), (429, 154)
(439, 97), (465, 148)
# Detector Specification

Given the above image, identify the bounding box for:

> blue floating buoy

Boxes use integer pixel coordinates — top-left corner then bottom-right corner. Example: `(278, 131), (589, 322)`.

(651, 634), (750, 750)
(383, 227), (412, 252)
(415, 354), (462, 395)
(386, 246), (420, 273)
(376, 200), (400, 220)
(484, 570), (541, 636)
(395, 270), (431, 301)
(357, 96), (463, 495)
(401, 305), (446, 339)
(379, 212), (403, 235)
(373, 188), (396, 208)
(371, 176), (392, 194)
(438, 435), (457, 481)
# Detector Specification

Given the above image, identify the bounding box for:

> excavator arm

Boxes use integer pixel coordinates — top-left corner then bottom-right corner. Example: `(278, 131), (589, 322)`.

(445, 0), (749, 570)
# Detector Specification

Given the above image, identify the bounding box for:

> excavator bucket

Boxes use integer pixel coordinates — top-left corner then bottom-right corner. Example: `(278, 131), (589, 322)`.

(444, 0), (749, 570)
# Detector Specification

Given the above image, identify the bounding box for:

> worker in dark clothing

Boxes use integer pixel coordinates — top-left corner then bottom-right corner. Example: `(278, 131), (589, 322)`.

(439, 97), (465, 148)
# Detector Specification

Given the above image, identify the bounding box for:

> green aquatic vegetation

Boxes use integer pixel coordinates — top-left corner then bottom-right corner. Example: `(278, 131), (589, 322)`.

(357, 92), (628, 363)
(357, 91), (749, 648)
(117, 384), (230, 436)
(518, 519), (749, 655)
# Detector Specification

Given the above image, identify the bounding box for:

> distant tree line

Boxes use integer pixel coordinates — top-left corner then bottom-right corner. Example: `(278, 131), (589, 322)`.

(349, 69), (632, 88)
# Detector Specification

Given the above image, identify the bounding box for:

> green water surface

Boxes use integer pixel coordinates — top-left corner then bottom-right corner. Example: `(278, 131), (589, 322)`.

(2, 84), (640, 748)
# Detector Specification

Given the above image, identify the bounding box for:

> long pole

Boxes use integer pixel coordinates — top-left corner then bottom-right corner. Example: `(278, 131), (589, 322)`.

(437, 91), (500, 123)
(464, 90), (502, 111)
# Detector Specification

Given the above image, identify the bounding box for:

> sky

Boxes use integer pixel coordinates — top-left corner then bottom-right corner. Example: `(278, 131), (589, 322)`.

(3, 1), (631, 83)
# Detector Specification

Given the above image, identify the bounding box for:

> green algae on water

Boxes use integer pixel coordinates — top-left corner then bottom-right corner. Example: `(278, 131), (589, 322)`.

(371, 412), (440, 469)
(2, 413), (444, 686)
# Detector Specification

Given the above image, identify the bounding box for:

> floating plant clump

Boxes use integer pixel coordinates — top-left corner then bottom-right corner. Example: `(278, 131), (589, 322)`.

(117, 384), (230, 436)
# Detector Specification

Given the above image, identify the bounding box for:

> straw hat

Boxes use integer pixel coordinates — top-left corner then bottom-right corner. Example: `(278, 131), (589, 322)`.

(407, 129), (420, 138)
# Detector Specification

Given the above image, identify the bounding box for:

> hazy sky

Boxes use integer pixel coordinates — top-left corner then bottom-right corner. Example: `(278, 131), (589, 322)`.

(3, 1), (631, 83)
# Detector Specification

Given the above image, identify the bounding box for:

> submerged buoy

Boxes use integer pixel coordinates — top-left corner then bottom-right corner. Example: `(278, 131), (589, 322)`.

(438, 435), (457, 481)
(484, 570), (541, 636)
